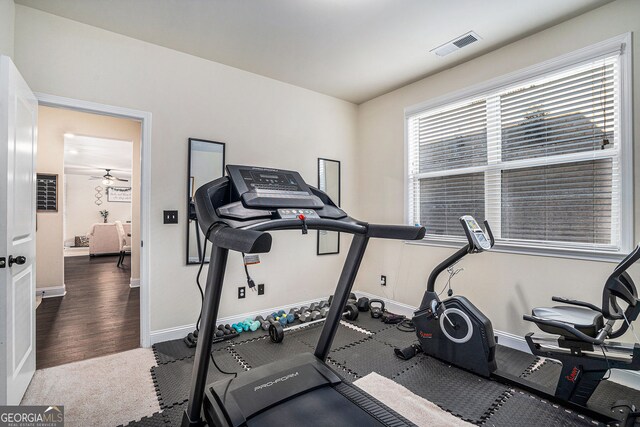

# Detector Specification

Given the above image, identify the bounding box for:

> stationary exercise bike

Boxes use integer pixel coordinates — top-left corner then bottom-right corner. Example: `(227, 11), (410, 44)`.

(408, 215), (498, 377)
(398, 215), (640, 424)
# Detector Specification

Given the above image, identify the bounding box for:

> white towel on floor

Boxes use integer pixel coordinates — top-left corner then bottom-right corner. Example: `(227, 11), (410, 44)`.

(354, 372), (472, 427)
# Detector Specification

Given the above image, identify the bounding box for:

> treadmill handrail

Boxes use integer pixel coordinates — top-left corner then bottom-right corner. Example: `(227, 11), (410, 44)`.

(246, 220), (425, 240)
(245, 218), (367, 235)
(367, 224), (426, 240)
(209, 225), (273, 254)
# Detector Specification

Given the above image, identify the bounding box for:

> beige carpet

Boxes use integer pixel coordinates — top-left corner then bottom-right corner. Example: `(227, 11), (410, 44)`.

(355, 372), (472, 427)
(22, 348), (160, 427)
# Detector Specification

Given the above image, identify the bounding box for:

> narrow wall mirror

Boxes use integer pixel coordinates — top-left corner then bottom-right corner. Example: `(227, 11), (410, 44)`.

(187, 138), (225, 264)
(317, 158), (340, 255)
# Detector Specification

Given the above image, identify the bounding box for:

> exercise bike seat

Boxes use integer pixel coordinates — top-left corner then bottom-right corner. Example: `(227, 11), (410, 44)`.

(531, 306), (604, 338)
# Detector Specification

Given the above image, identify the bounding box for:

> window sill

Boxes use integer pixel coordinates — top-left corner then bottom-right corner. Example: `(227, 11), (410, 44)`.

(405, 238), (628, 263)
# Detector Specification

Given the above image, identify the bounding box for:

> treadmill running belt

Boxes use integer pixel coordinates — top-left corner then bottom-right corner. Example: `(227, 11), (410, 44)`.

(246, 385), (414, 427)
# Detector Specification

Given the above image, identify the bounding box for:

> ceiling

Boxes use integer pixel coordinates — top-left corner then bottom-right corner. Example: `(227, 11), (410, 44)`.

(16, 0), (612, 104)
(64, 135), (132, 180)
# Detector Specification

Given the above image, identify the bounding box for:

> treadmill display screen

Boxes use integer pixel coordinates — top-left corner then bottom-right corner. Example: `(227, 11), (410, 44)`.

(240, 170), (305, 193)
(226, 165), (324, 209)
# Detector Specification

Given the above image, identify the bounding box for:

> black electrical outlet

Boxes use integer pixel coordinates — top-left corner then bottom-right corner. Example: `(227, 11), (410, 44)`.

(380, 275), (387, 286)
(238, 286), (246, 299)
(163, 210), (178, 224)
(258, 284), (264, 295)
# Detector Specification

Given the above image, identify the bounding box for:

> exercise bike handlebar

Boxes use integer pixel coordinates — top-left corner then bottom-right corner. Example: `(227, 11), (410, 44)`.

(426, 217), (493, 293)
(551, 296), (602, 313)
(483, 220), (495, 247)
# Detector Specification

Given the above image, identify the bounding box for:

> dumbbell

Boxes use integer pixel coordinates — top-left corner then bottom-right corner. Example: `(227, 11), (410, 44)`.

(231, 323), (243, 333)
(242, 318), (260, 332)
(266, 315), (279, 327)
(356, 297), (370, 312)
(269, 303), (359, 343)
(272, 310), (290, 326)
(300, 310), (322, 323)
(328, 293), (357, 307)
(217, 324), (232, 336)
(256, 315), (270, 331)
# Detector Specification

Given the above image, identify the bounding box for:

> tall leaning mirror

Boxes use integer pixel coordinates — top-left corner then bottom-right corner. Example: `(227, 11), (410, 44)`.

(187, 138), (225, 264)
(317, 158), (340, 255)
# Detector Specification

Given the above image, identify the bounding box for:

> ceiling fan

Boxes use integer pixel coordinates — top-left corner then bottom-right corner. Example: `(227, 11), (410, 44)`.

(90, 169), (129, 186)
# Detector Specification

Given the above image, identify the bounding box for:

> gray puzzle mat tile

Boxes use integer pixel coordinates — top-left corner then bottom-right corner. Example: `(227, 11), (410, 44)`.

(151, 349), (245, 408)
(326, 359), (360, 383)
(494, 345), (537, 378)
(346, 314), (395, 334)
(231, 334), (314, 369)
(394, 356), (509, 423)
(295, 322), (370, 350)
(329, 338), (417, 379)
(522, 359), (562, 395)
(587, 380), (640, 420)
(153, 332), (251, 365)
(372, 326), (419, 350)
(153, 339), (197, 365)
(121, 402), (187, 427)
(160, 402), (188, 426)
(484, 390), (598, 427)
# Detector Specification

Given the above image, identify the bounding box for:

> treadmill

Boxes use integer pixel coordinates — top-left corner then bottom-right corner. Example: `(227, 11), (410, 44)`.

(182, 165), (426, 427)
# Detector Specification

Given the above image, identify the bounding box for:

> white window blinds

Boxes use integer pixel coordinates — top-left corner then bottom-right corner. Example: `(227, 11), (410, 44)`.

(407, 45), (629, 255)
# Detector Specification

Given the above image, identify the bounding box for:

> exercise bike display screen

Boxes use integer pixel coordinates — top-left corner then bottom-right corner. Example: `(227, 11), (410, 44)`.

(465, 218), (482, 232)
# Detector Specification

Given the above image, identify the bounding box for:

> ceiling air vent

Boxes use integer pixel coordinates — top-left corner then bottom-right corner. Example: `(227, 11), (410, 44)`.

(431, 31), (481, 57)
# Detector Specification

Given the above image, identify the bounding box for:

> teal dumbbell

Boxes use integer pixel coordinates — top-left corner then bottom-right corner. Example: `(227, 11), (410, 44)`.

(232, 323), (243, 333)
(244, 318), (260, 332)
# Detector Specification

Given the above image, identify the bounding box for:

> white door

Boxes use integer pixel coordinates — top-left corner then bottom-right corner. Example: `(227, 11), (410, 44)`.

(0, 56), (38, 405)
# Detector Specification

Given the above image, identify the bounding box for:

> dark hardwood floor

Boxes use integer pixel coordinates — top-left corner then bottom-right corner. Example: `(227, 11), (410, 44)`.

(36, 255), (139, 369)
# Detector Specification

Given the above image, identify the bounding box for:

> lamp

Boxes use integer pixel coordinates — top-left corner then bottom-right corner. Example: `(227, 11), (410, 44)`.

(102, 178), (114, 186)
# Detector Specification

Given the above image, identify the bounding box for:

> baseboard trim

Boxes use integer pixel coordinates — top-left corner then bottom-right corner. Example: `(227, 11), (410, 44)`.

(149, 296), (333, 345)
(36, 285), (67, 298)
(130, 278), (140, 288)
(354, 291), (416, 318)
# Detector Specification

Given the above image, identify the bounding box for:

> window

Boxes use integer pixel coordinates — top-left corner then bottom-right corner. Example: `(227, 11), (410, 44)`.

(406, 35), (632, 259)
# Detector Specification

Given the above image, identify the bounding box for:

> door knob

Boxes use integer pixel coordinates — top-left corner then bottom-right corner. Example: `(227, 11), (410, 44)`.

(8, 255), (26, 267)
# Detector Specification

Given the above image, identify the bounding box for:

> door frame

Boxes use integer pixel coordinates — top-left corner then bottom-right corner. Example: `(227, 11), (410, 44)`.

(36, 92), (152, 347)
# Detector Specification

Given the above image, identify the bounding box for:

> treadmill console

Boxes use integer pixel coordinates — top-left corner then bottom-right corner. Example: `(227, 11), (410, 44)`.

(227, 165), (323, 209)
(460, 215), (493, 251)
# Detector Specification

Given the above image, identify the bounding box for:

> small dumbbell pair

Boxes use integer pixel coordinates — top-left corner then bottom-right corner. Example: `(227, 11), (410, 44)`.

(231, 318), (260, 333)
(214, 324), (236, 337)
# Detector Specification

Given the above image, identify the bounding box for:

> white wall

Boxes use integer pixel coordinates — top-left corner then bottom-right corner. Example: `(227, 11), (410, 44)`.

(354, 0), (640, 339)
(0, 0), (14, 58)
(13, 5), (359, 332)
(64, 174), (132, 245)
